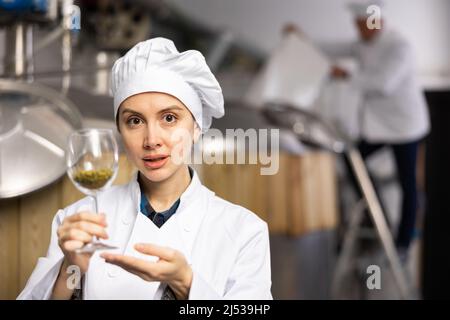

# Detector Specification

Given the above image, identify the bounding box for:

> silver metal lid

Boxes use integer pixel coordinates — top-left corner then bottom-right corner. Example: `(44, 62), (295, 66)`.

(0, 80), (83, 199)
(262, 103), (350, 153)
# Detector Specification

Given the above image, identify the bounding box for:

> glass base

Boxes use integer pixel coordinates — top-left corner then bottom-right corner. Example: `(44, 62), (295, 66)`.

(75, 241), (118, 253)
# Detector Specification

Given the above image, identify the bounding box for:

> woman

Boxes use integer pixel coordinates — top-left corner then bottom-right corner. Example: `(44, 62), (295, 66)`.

(18, 38), (272, 300)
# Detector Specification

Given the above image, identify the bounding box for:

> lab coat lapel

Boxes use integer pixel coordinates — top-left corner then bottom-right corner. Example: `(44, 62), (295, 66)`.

(116, 168), (211, 299)
(121, 171), (161, 259)
(152, 170), (211, 300)
(123, 168), (211, 263)
(175, 169), (211, 263)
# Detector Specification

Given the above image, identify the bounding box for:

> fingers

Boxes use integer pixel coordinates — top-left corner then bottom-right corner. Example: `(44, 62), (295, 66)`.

(61, 239), (85, 251)
(59, 212), (109, 239)
(101, 254), (144, 270)
(134, 243), (176, 261)
(66, 211), (108, 226)
(101, 253), (158, 280)
(59, 228), (93, 244)
(57, 212), (109, 253)
(70, 221), (109, 239)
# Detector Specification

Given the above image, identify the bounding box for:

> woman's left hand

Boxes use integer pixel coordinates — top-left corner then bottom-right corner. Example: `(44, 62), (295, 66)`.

(100, 243), (193, 299)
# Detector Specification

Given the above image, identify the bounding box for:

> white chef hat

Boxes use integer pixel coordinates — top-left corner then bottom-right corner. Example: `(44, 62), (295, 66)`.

(348, 0), (384, 18)
(110, 37), (224, 133)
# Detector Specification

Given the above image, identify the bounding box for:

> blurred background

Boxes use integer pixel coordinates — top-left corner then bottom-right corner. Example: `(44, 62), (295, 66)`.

(0, 0), (449, 300)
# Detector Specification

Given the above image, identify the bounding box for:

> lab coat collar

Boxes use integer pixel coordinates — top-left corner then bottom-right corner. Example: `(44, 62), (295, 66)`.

(124, 166), (206, 234)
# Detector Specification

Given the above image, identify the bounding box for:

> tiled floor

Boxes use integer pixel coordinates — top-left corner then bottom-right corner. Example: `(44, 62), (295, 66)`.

(270, 231), (421, 300)
(270, 231), (336, 299)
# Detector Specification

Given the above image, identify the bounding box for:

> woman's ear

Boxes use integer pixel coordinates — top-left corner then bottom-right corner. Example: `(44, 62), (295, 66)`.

(116, 116), (121, 133)
(116, 106), (122, 133)
(193, 123), (201, 143)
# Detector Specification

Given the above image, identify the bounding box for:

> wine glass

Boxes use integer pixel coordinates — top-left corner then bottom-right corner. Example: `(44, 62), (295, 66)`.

(66, 128), (119, 253)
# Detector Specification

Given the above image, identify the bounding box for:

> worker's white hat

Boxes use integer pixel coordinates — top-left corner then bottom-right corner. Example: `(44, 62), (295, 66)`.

(111, 37), (224, 133)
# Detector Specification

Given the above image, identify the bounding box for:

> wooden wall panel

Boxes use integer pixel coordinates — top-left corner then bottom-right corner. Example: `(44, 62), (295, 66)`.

(233, 163), (268, 222)
(114, 154), (136, 185)
(317, 152), (339, 230)
(18, 182), (60, 291)
(287, 152), (338, 235)
(288, 154), (304, 235)
(266, 153), (289, 234)
(60, 175), (83, 209)
(0, 199), (20, 299)
(198, 152), (338, 236)
(199, 163), (232, 201)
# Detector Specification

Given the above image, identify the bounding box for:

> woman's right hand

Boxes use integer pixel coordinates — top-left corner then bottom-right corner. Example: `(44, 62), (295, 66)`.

(56, 211), (109, 274)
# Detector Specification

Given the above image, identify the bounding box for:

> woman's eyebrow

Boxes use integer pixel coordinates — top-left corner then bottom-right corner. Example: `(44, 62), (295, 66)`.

(158, 105), (184, 113)
(121, 108), (144, 117)
(121, 105), (184, 117)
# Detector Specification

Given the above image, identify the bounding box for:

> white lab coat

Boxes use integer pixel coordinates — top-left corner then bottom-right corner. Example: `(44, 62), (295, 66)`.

(350, 30), (430, 143)
(17, 169), (272, 300)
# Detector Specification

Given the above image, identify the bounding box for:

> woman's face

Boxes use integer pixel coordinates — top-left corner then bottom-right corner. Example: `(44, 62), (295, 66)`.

(118, 92), (199, 183)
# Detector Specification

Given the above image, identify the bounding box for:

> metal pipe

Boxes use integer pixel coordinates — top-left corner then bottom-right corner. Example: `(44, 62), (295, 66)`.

(61, 29), (71, 95)
(3, 22), (27, 77)
(26, 24), (34, 83)
(207, 30), (234, 72)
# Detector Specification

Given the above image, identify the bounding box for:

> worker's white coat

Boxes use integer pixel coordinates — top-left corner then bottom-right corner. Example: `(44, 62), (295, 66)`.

(17, 170), (272, 300)
(351, 30), (430, 143)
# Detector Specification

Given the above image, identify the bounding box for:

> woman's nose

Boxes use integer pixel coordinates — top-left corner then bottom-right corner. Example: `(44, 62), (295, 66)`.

(143, 123), (163, 149)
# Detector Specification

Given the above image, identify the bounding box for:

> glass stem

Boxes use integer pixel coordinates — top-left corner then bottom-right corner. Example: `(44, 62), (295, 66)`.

(93, 194), (98, 213)
(92, 194), (99, 242)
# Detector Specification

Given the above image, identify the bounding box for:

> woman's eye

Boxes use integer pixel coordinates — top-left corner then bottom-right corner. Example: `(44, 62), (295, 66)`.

(163, 114), (177, 123)
(127, 117), (142, 126)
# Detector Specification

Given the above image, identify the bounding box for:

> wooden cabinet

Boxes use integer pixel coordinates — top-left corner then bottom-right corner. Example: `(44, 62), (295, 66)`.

(199, 152), (338, 235)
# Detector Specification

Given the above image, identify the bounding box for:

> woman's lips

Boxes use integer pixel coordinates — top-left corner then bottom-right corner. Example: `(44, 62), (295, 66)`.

(143, 156), (169, 170)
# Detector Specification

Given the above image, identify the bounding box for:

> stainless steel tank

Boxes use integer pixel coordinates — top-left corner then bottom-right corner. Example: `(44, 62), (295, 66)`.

(0, 80), (83, 198)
